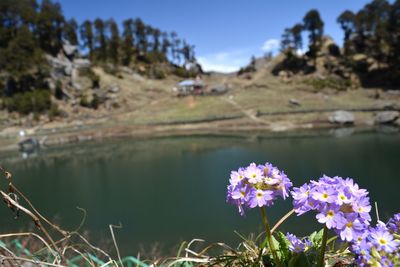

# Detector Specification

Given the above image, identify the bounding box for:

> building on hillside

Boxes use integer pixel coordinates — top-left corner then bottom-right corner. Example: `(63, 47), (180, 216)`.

(175, 79), (205, 96)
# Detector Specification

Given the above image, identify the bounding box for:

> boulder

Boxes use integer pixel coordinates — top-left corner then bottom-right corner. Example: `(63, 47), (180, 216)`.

(329, 110), (354, 125)
(289, 98), (301, 107)
(46, 55), (72, 77)
(374, 111), (400, 125)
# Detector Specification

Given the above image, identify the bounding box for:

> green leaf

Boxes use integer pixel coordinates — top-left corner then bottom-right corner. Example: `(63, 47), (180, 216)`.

(275, 231), (291, 263)
(310, 229), (324, 248)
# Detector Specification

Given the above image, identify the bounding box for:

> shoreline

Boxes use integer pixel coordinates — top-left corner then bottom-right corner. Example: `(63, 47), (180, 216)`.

(1, 107), (399, 153)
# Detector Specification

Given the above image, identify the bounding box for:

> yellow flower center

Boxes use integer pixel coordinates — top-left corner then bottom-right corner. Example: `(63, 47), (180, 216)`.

(239, 175), (243, 180)
(346, 222), (353, 228)
(340, 195), (346, 200)
(264, 167), (269, 175)
(379, 238), (387, 245)
(240, 191), (246, 197)
(252, 174), (256, 178)
(327, 210), (334, 218)
(322, 193), (328, 199)
(257, 192), (263, 198)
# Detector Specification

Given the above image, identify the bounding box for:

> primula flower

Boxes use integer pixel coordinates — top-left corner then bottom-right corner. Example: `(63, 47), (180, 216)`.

(226, 162), (292, 215)
(229, 168), (245, 186)
(338, 215), (365, 242)
(286, 233), (310, 253)
(387, 213), (400, 233)
(351, 220), (399, 266)
(370, 227), (398, 253)
(316, 205), (346, 229)
(245, 163), (263, 184)
(249, 189), (274, 208)
(291, 175), (372, 242)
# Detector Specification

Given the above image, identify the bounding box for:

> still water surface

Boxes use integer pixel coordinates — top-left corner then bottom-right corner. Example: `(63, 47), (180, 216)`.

(0, 130), (399, 255)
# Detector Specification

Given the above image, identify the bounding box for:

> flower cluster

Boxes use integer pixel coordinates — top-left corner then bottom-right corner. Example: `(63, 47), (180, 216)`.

(387, 213), (400, 233)
(226, 162), (292, 215)
(351, 216), (400, 267)
(291, 175), (372, 242)
(286, 233), (311, 253)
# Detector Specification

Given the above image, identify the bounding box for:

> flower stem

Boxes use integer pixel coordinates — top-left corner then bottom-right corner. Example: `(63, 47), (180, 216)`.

(317, 225), (328, 267)
(260, 207), (281, 267)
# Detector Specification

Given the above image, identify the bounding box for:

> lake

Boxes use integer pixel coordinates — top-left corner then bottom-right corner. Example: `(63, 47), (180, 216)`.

(0, 129), (399, 256)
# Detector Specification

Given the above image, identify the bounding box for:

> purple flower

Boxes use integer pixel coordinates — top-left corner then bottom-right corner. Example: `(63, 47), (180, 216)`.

(387, 213), (400, 233)
(226, 162), (292, 215)
(338, 214), (365, 242)
(244, 163), (263, 184)
(370, 226), (398, 253)
(352, 196), (372, 222)
(229, 168), (245, 186)
(291, 175), (372, 241)
(286, 233), (310, 253)
(249, 189), (274, 208)
(231, 183), (252, 204)
(316, 205), (346, 229)
(312, 186), (337, 204)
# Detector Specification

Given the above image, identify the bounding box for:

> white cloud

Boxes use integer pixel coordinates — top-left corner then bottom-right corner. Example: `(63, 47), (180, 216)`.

(197, 49), (251, 73)
(262, 39), (280, 54)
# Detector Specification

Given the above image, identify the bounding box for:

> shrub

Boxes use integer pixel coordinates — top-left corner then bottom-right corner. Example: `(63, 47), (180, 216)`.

(304, 76), (351, 91)
(3, 89), (52, 114)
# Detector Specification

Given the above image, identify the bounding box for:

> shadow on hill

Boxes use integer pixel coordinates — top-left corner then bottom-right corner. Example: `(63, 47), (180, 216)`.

(357, 68), (400, 90)
(271, 54), (315, 76)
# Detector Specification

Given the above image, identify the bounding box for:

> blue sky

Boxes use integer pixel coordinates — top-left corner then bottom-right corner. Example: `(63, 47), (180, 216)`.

(58, 0), (372, 72)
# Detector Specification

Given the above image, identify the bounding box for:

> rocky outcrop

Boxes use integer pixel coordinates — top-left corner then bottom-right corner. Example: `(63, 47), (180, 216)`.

(374, 111), (400, 125)
(329, 110), (354, 125)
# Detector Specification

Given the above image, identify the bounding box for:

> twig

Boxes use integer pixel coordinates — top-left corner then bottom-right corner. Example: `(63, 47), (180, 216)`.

(375, 202), (380, 222)
(271, 209), (295, 233)
(0, 191), (63, 263)
(0, 232), (58, 259)
(0, 255), (66, 267)
(109, 223), (123, 267)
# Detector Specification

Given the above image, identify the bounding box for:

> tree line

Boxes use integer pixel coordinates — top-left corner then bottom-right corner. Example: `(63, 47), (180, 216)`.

(0, 0), (196, 83)
(278, 0), (400, 88)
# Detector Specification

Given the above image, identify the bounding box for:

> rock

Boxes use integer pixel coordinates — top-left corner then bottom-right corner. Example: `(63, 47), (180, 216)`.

(73, 58), (91, 69)
(289, 98), (301, 107)
(107, 84), (120, 93)
(63, 43), (78, 57)
(72, 82), (82, 90)
(374, 111), (400, 125)
(46, 54), (72, 77)
(329, 110), (354, 125)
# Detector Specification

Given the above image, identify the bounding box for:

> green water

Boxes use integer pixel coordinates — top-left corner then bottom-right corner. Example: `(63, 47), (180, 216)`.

(0, 130), (399, 256)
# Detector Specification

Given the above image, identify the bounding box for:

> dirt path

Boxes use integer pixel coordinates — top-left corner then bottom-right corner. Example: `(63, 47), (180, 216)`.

(222, 97), (268, 124)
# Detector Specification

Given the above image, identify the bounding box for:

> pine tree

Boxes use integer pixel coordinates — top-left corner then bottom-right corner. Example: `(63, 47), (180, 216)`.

(303, 9), (324, 63)
(64, 18), (78, 45)
(80, 20), (94, 60)
(94, 18), (107, 61)
(107, 19), (120, 64)
(122, 18), (135, 66)
(134, 18), (147, 56)
(337, 10), (356, 55)
(36, 0), (64, 55)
